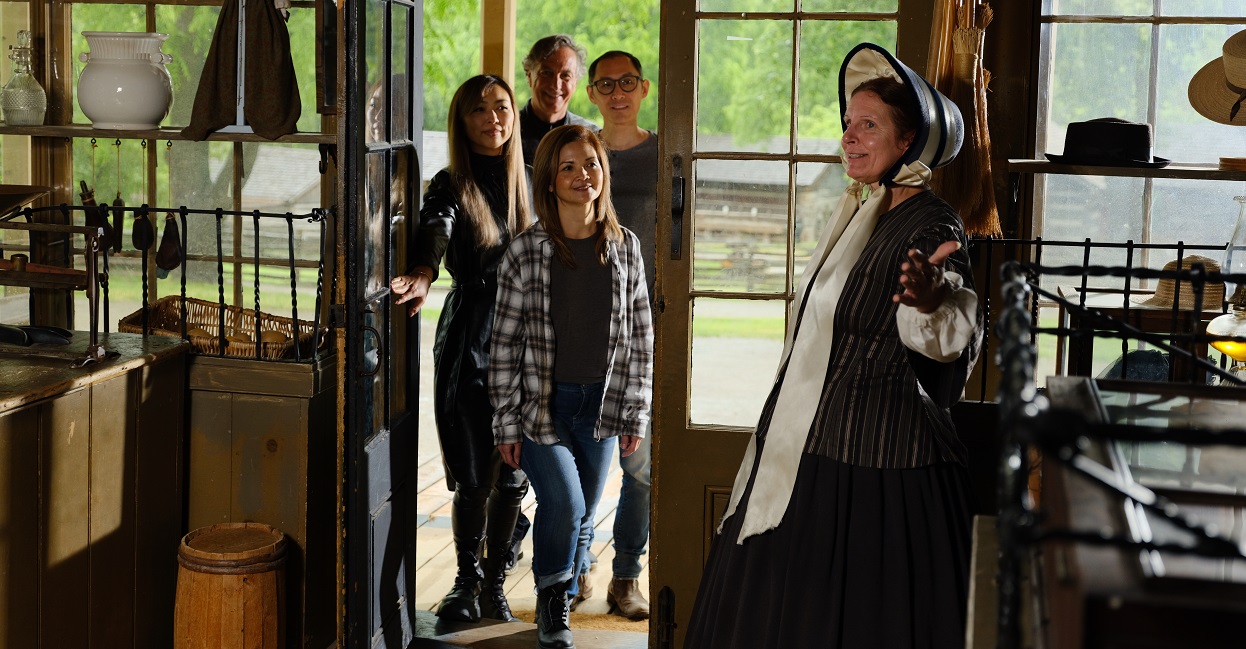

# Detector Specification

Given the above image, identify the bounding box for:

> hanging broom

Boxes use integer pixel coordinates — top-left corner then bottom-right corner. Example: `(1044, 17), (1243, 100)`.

(931, 1), (1001, 238)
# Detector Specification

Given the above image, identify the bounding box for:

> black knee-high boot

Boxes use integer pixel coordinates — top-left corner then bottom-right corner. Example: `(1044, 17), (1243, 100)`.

(479, 484), (526, 622)
(436, 489), (487, 622)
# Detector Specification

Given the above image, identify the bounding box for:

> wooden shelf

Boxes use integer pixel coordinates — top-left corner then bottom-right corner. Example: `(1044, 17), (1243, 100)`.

(1008, 159), (1246, 181)
(0, 124), (336, 144)
(0, 268), (89, 290)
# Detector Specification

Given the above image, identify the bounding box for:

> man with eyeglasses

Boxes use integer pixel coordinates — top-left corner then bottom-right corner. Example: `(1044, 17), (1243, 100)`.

(585, 49), (657, 622)
(518, 34), (599, 165)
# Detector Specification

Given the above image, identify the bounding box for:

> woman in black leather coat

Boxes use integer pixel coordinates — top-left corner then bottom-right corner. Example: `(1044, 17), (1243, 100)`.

(390, 74), (531, 623)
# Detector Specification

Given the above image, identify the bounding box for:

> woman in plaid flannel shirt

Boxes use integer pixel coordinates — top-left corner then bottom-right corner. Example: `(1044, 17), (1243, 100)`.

(489, 125), (653, 649)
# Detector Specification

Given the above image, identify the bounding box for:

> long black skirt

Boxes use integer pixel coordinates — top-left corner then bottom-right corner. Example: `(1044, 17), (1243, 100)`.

(684, 451), (973, 649)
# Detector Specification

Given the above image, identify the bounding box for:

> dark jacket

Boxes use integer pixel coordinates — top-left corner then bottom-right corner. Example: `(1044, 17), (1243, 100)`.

(409, 155), (518, 488)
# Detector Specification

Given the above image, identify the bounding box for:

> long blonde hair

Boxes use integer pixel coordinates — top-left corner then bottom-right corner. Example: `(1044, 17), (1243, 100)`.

(530, 125), (622, 268)
(446, 75), (531, 248)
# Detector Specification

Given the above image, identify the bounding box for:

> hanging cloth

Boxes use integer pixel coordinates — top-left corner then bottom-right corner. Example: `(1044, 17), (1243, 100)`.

(181, 0), (301, 140)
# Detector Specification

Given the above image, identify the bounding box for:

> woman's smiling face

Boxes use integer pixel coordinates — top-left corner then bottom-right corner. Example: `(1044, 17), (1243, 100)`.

(840, 89), (914, 187)
(553, 141), (604, 207)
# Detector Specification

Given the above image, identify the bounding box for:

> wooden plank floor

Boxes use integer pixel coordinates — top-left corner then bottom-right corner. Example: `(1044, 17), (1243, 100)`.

(414, 290), (649, 645)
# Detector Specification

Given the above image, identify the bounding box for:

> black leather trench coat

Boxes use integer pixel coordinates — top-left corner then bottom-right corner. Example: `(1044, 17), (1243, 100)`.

(410, 162), (526, 491)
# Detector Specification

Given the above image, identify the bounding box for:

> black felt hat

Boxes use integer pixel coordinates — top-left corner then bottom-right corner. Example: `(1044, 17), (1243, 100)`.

(1045, 117), (1170, 168)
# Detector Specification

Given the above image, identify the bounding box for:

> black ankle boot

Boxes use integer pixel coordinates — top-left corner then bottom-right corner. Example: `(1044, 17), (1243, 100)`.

(479, 547), (518, 622)
(536, 578), (575, 649)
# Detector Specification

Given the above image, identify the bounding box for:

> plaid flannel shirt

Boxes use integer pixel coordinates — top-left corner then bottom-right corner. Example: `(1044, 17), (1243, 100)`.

(489, 222), (654, 446)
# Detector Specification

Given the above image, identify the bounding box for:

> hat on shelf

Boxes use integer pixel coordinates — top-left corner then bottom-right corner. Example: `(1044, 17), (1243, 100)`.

(1045, 118), (1170, 168)
(838, 42), (964, 183)
(1131, 255), (1224, 311)
(1188, 29), (1246, 126)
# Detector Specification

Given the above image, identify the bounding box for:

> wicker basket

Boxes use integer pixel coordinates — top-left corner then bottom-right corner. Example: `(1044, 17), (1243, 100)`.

(118, 295), (320, 360)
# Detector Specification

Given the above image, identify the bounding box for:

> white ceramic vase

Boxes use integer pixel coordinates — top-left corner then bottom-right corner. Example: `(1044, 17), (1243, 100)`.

(77, 32), (173, 129)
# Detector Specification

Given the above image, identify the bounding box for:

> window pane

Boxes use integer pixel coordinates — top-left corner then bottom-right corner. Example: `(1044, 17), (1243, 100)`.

(1043, 22), (1151, 154)
(1043, 0), (1151, 16)
(699, 0), (793, 11)
(1036, 174), (1145, 291)
(797, 20), (895, 152)
(286, 7), (322, 134)
(803, 0), (896, 11)
(692, 159), (788, 293)
(156, 4), (221, 130)
(1151, 178), (1244, 251)
(1162, 2), (1246, 18)
(794, 161), (848, 271)
(697, 19), (792, 153)
(690, 298), (784, 427)
(1157, 24), (1246, 162)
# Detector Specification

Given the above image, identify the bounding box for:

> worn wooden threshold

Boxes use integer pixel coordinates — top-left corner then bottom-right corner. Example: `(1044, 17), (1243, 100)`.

(414, 610), (647, 649)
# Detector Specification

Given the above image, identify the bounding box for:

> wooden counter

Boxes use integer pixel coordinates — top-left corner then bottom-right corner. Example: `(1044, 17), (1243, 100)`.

(0, 332), (188, 648)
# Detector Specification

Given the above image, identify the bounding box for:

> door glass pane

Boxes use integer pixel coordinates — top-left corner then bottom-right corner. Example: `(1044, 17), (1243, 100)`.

(794, 161), (848, 270)
(690, 298), (784, 426)
(697, 19), (793, 152)
(797, 20), (895, 152)
(155, 4), (220, 130)
(364, 151), (389, 301)
(698, 0), (792, 12)
(803, 0), (896, 11)
(390, 3), (411, 142)
(1042, 0), (1150, 15)
(365, 0), (387, 144)
(692, 159), (788, 293)
(390, 147), (413, 416)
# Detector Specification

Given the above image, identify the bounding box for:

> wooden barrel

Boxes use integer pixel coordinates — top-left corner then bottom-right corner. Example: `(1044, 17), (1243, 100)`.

(174, 523), (287, 649)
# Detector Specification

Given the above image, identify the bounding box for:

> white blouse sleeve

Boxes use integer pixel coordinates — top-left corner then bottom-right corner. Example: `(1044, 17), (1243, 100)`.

(895, 271), (979, 362)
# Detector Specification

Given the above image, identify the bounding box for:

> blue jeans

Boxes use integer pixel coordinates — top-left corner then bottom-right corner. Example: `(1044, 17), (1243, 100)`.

(520, 382), (616, 592)
(612, 424), (651, 579)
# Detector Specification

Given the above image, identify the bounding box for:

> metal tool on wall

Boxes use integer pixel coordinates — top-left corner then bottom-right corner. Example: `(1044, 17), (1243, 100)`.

(156, 141), (183, 279)
(131, 141), (154, 250)
(111, 138), (124, 252)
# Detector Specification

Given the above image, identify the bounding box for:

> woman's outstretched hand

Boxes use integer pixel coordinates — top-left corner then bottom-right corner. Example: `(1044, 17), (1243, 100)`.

(499, 442), (522, 470)
(390, 271), (432, 317)
(894, 240), (960, 314)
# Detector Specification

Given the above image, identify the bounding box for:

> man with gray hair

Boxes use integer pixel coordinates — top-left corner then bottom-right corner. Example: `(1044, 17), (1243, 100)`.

(519, 34), (599, 165)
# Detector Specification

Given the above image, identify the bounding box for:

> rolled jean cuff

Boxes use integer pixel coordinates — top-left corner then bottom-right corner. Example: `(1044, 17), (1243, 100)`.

(612, 552), (643, 580)
(536, 569), (575, 592)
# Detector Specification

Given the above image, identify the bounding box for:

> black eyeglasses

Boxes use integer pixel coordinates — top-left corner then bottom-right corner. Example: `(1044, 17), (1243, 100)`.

(589, 75), (643, 94)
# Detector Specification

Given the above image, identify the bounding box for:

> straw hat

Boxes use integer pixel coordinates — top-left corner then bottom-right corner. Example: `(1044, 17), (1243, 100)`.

(1188, 29), (1246, 126)
(838, 42), (964, 183)
(1131, 255), (1225, 311)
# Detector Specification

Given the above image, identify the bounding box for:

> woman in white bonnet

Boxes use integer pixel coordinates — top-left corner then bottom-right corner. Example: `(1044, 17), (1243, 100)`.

(684, 43), (981, 648)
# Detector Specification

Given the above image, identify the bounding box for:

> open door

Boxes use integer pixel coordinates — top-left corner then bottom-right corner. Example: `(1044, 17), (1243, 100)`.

(651, 3), (932, 646)
(342, 0), (423, 646)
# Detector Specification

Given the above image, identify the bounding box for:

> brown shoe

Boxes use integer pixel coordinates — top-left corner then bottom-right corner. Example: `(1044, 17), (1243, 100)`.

(569, 572), (592, 611)
(606, 578), (649, 620)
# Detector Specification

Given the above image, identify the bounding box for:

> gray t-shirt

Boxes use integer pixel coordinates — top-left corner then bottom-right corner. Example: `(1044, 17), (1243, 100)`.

(551, 235), (611, 384)
(607, 131), (658, 294)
